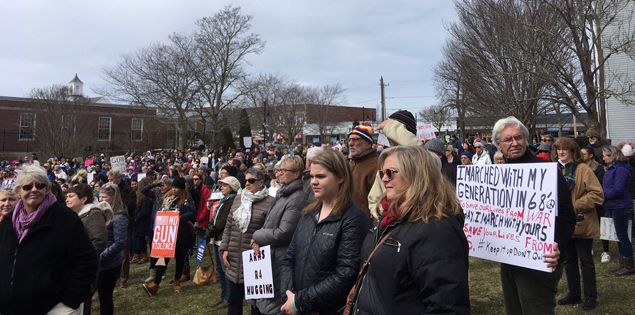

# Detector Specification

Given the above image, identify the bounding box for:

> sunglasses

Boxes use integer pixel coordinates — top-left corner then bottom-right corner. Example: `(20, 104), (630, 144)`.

(23, 183), (46, 191)
(379, 168), (399, 180)
(246, 178), (261, 184)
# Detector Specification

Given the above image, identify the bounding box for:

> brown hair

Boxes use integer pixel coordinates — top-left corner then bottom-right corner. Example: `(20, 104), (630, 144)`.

(301, 150), (353, 218)
(551, 137), (583, 164)
(378, 146), (460, 224)
(136, 177), (154, 207)
(603, 145), (629, 165)
(66, 184), (94, 205)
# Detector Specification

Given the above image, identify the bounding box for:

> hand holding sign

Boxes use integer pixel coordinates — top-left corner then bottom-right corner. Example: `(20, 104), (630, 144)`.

(543, 242), (559, 271)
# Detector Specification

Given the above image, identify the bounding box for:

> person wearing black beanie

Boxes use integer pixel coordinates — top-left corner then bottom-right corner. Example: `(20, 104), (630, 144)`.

(221, 165), (238, 178)
(389, 110), (417, 135)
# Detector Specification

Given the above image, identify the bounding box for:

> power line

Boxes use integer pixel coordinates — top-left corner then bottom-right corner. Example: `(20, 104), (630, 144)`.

(347, 98), (380, 105)
(389, 79), (434, 83)
(343, 83), (376, 90)
(387, 95), (435, 99)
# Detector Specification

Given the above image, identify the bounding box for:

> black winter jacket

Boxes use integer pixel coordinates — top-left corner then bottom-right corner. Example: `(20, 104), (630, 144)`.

(134, 196), (154, 237)
(352, 215), (470, 315)
(0, 202), (98, 315)
(280, 203), (371, 315)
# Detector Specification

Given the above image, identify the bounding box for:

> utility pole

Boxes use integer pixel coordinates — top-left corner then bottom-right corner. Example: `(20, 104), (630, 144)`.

(380, 77), (388, 121)
(262, 100), (267, 142)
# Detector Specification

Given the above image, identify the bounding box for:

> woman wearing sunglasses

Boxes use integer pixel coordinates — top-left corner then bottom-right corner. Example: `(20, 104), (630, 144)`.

(280, 150), (371, 315)
(0, 163), (98, 315)
(220, 168), (274, 315)
(251, 156), (308, 314)
(350, 146), (470, 314)
(97, 183), (129, 315)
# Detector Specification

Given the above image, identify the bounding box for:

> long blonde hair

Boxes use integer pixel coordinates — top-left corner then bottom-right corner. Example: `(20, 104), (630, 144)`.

(301, 149), (353, 218)
(100, 184), (124, 213)
(378, 146), (460, 224)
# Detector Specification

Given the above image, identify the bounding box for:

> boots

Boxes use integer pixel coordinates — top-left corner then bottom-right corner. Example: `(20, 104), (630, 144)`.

(609, 256), (626, 273)
(179, 268), (191, 282)
(145, 269), (156, 283)
(614, 257), (635, 276)
(142, 283), (159, 296)
(131, 254), (141, 264)
(173, 279), (182, 292)
(138, 252), (149, 264)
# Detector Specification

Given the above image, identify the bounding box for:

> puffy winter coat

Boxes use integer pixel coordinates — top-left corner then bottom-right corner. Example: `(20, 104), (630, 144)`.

(100, 207), (129, 271)
(252, 179), (307, 315)
(196, 184), (212, 228)
(603, 162), (634, 209)
(280, 203), (372, 315)
(220, 193), (274, 284)
(78, 202), (110, 258)
(0, 202), (98, 314)
(352, 215), (470, 315)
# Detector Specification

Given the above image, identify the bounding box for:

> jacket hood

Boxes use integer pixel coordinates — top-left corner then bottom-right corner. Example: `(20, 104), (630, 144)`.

(610, 162), (634, 172)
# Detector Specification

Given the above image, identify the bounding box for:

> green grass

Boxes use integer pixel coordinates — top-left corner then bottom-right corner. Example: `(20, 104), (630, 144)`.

(95, 239), (635, 314)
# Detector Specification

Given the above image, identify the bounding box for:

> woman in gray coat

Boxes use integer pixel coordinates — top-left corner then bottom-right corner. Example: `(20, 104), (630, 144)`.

(251, 156), (308, 315)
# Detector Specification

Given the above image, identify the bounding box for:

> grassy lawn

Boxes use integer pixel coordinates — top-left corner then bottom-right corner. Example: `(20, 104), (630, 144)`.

(96, 239), (635, 314)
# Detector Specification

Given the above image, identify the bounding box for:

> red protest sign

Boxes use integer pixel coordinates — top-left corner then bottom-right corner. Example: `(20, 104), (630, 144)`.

(151, 212), (180, 258)
(209, 201), (220, 221)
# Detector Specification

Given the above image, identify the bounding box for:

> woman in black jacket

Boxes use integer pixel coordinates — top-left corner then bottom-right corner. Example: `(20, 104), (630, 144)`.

(351, 146), (470, 315)
(132, 177), (154, 264)
(280, 149), (371, 315)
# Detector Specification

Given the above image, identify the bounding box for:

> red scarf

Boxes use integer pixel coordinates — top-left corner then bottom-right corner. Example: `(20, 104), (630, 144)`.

(380, 197), (403, 227)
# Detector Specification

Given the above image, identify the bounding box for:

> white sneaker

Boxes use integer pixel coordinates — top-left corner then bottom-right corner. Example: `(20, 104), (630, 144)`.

(601, 252), (611, 263)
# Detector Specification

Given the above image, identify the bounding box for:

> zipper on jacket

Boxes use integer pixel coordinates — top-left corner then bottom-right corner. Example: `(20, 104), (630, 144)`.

(10, 248), (18, 291)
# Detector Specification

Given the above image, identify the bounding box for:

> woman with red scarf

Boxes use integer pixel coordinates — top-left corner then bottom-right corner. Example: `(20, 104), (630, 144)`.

(350, 146), (470, 314)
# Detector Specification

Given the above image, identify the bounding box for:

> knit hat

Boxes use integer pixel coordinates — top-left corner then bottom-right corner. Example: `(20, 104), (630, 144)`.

(349, 125), (374, 144)
(221, 165), (238, 177)
(389, 110), (417, 135)
(586, 129), (599, 137)
(424, 138), (446, 157)
(460, 151), (473, 160)
(219, 176), (241, 192)
(622, 144), (634, 157)
(172, 177), (186, 190)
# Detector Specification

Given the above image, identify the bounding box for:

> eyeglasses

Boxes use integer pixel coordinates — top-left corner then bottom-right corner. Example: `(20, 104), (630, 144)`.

(587, 136), (596, 139)
(275, 169), (292, 174)
(193, 178), (200, 181)
(22, 183), (46, 191)
(379, 168), (399, 181)
(499, 135), (525, 144)
(348, 137), (363, 144)
(246, 178), (261, 184)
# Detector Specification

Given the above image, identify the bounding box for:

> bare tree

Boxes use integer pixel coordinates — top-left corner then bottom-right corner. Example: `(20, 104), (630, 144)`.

(191, 5), (265, 147)
(419, 104), (455, 134)
(98, 40), (199, 151)
(434, 40), (469, 140)
(27, 85), (95, 158)
(306, 84), (347, 143)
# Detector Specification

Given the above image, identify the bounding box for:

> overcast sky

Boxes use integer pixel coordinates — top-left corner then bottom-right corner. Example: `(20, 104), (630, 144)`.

(0, 1), (457, 119)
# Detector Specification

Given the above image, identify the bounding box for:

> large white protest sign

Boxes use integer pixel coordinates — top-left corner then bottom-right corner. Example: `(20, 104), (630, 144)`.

(244, 137), (253, 148)
(200, 156), (209, 167)
(110, 156), (126, 172)
(242, 245), (274, 299)
(600, 217), (632, 242)
(416, 124), (435, 140)
(457, 163), (558, 272)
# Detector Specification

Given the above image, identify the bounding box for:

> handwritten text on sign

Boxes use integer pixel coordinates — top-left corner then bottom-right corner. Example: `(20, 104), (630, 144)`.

(456, 163), (558, 272)
(242, 245), (274, 299)
(150, 212), (180, 258)
(416, 124), (435, 140)
(110, 155), (126, 172)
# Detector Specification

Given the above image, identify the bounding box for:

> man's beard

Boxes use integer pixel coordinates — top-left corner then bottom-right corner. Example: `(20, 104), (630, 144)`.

(589, 139), (597, 145)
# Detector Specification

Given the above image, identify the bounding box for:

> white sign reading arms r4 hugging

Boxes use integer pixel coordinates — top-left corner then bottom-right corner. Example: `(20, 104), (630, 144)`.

(242, 245), (274, 300)
(456, 163), (558, 273)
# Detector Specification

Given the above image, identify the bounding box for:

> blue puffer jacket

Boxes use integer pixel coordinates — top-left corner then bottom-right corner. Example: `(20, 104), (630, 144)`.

(100, 207), (129, 271)
(603, 162), (634, 209)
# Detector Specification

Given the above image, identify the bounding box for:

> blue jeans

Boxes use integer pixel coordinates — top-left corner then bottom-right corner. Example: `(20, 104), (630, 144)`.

(610, 207), (633, 258)
(213, 244), (228, 301)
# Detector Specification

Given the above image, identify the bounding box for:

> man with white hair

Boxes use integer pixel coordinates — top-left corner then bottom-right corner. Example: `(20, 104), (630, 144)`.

(492, 116), (576, 315)
(302, 146), (324, 202)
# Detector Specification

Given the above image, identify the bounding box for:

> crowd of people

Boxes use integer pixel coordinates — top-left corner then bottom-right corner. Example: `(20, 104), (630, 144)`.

(0, 110), (633, 315)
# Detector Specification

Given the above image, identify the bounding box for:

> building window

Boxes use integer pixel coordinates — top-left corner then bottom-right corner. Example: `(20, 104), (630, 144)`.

(62, 115), (76, 133)
(131, 118), (143, 141)
(19, 113), (36, 140)
(98, 117), (112, 141)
